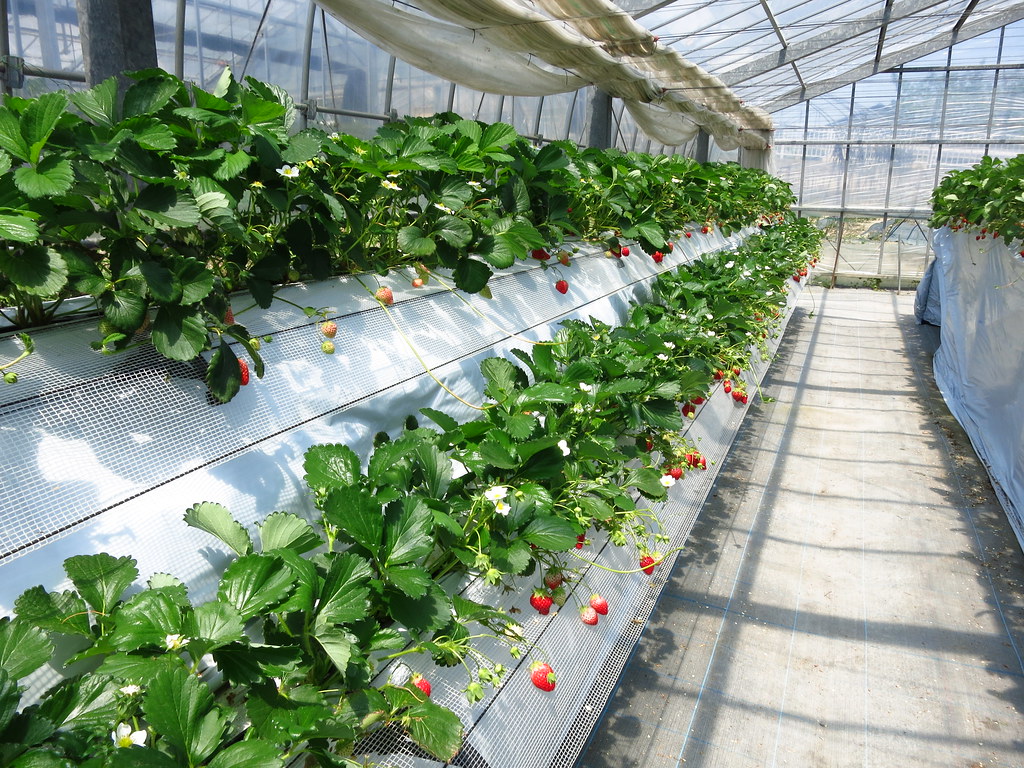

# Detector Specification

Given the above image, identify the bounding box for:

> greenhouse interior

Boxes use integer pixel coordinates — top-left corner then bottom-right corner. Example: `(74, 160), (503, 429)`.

(0, 0), (1022, 766)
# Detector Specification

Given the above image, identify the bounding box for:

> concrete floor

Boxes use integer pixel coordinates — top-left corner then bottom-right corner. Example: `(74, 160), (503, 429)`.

(576, 287), (1024, 768)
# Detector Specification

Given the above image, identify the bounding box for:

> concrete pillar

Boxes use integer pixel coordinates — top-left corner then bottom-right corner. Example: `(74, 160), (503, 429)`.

(75, 0), (158, 89)
(587, 89), (613, 149)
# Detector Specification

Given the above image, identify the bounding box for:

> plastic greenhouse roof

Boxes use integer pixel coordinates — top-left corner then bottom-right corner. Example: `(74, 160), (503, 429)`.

(626, 0), (1024, 112)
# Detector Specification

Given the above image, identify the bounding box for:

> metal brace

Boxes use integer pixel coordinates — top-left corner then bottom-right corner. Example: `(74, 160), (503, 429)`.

(0, 56), (25, 91)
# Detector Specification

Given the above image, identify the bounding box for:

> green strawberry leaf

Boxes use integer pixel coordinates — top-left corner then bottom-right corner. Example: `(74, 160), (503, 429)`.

(402, 698), (464, 761)
(434, 214), (472, 248)
(258, 512), (321, 554)
(206, 740), (283, 768)
(14, 156), (73, 198)
(385, 582), (451, 633)
(22, 91), (68, 164)
(0, 107), (29, 161)
(205, 340), (242, 404)
(303, 443), (362, 493)
(315, 552), (372, 629)
(185, 601), (245, 658)
(397, 225), (436, 256)
(98, 287), (146, 331)
(134, 185), (201, 229)
(63, 553), (138, 615)
(183, 502), (253, 556)
(313, 628), (355, 674)
(481, 357), (518, 404)
(109, 587), (185, 651)
(14, 587), (91, 637)
(521, 515), (578, 550)
(217, 554), (294, 620)
(384, 496), (433, 566)
(138, 259), (181, 304)
(142, 664), (225, 766)
(0, 245), (67, 296)
(321, 486), (382, 553)
(415, 442), (452, 499)
(383, 564), (432, 598)
(0, 214), (40, 243)
(452, 257), (491, 293)
(69, 76), (119, 127)
(213, 150), (253, 181)
(0, 668), (21, 735)
(150, 305), (207, 361)
(0, 619), (52, 680)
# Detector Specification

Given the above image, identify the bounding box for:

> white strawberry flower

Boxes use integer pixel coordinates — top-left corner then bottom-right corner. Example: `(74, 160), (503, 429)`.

(468, 180), (484, 190)
(664, 341), (676, 349)
(660, 474), (676, 488)
(382, 180), (402, 191)
(558, 439), (571, 456)
(164, 633), (189, 651)
(705, 313), (713, 320)
(725, 260), (735, 269)
(329, 132), (340, 140)
(112, 723), (147, 748)
(276, 165), (300, 179)
(707, 330), (716, 337)
(434, 203), (454, 214)
(657, 353), (669, 361)
(484, 486), (508, 503)
(766, 290), (775, 296)
(494, 500), (511, 516)
(578, 382), (593, 393)
(118, 684), (142, 696)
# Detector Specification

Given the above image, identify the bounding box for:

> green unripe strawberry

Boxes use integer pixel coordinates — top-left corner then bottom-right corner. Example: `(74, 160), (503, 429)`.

(321, 340), (335, 355)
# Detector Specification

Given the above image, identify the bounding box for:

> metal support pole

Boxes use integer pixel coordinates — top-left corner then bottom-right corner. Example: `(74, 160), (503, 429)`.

(174, 0), (186, 79)
(299, 1), (316, 129)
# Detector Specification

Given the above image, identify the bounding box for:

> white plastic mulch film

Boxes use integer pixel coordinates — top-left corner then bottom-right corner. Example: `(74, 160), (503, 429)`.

(930, 228), (1024, 551)
(315, 0), (772, 150)
(0, 228), (802, 767)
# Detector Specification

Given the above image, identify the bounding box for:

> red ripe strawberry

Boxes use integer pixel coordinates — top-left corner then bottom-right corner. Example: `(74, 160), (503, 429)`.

(589, 594), (609, 615)
(793, 274), (801, 283)
(224, 307), (235, 325)
(652, 251), (664, 263)
(723, 380), (732, 393)
(530, 589), (553, 615)
(580, 606), (599, 625)
(692, 395), (705, 405)
(669, 466), (683, 480)
(321, 320), (338, 338)
(531, 249), (551, 261)
(701, 225), (711, 234)
(640, 555), (657, 575)
(620, 246), (630, 256)
(732, 367), (741, 376)
(666, 241), (674, 252)
(411, 674), (431, 697)
(732, 389), (742, 401)
(238, 358), (250, 386)
(741, 394), (749, 404)
(375, 286), (394, 305)
(575, 533), (586, 549)
(684, 452), (695, 467)
(555, 280), (569, 294)
(544, 570), (563, 590)
(557, 252), (570, 267)
(713, 369), (724, 380)
(530, 661), (556, 691)
(412, 277), (425, 288)
(682, 402), (695, 418)
(644, 438), (654, 452)
(610, 246), (623, 258)
(684, 231), (692, 238)
(700, 456), (707, 470)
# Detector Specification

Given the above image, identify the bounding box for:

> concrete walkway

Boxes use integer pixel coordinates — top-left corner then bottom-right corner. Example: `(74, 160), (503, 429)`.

(577, 287), (1024, 768)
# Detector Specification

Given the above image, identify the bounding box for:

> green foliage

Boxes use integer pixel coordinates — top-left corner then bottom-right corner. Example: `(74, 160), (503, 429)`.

(930, 153), (1024, 247)
(0, 70), (795, 400)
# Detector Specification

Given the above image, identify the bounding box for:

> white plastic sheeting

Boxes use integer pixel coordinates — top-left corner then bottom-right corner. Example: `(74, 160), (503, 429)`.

(930, 228), (1024, 550)
(316, 0), (771, 149)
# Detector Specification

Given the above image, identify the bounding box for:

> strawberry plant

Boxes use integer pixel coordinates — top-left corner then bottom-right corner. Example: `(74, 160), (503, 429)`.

(930, 154), (1024, 246)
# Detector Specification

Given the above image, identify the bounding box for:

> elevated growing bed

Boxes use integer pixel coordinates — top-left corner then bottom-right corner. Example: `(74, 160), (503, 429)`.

(928, 228), (1024, 550)
(0, 226), (805, 767)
